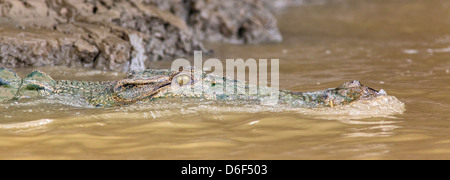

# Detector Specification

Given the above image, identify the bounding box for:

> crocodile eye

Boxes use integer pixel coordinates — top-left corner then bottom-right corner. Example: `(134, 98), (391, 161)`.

(176, 75), (190, 86)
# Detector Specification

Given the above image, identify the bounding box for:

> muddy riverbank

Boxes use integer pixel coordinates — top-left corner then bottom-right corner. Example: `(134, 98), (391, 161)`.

(0, 0), (289, 71)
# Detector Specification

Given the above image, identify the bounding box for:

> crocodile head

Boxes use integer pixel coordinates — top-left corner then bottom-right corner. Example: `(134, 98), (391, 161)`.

(118, 66), (216, 101)
(320, 80), (383, 107)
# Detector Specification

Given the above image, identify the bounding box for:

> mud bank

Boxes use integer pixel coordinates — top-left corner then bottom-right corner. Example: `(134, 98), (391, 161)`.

(0, 0), (284, 71)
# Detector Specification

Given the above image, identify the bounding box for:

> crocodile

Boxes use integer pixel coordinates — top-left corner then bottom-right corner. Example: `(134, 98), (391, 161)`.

(0, 67), (385, 108)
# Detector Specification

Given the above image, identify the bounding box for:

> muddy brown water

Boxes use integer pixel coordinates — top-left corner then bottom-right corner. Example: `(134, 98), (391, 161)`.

(1, 0), (449, 159)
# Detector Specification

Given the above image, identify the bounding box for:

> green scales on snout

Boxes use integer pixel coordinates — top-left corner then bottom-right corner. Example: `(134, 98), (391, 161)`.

(0, 67), (384, 108)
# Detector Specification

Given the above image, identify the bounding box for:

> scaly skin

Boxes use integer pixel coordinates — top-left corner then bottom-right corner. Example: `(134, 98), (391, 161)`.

(0, 67), (383, 108)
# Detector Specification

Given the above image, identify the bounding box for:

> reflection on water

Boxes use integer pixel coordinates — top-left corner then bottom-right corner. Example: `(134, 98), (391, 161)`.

(1, 0), (450, 159)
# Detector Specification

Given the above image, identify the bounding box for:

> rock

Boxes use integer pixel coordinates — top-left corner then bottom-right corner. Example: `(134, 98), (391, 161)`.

(0, 0), (203, 71)
(0, 26), (82, 68)
(143, 0), (283, 44)
(0, 0), (285, 71)
(185, 0), (282, 44)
